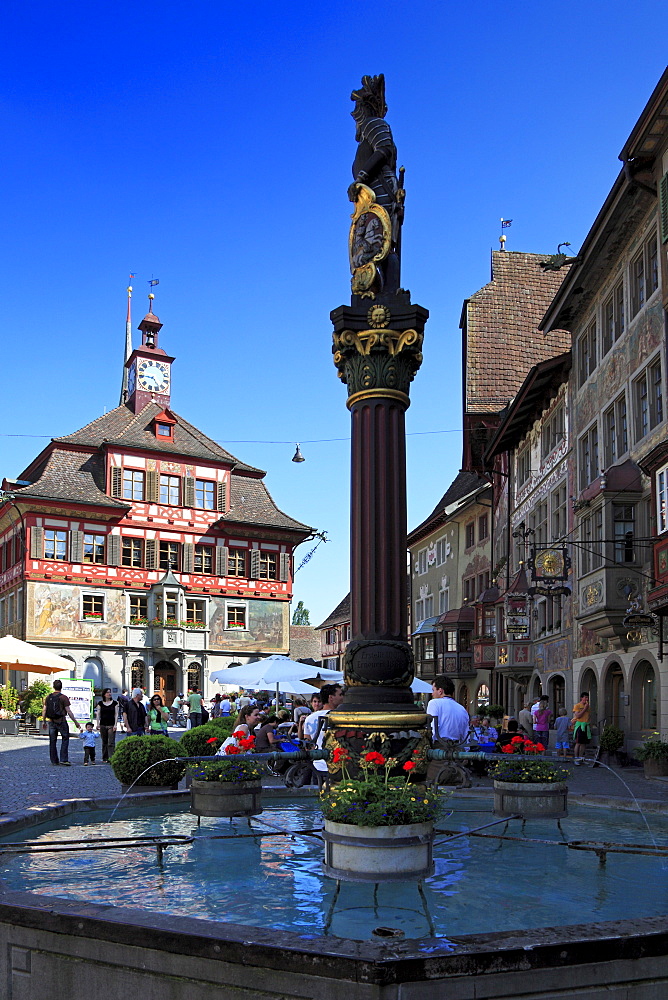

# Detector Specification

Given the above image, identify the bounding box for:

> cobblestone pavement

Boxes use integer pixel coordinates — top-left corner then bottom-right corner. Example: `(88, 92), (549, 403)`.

(2, 732), (668, 817)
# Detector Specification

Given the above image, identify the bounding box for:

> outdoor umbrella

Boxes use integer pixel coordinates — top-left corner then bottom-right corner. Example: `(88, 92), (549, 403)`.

(0, 636), (73, 690)
(209, 655), (343, 705)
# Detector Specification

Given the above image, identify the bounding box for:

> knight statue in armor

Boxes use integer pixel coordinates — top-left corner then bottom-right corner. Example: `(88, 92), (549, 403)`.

(348, 74), (405, 299)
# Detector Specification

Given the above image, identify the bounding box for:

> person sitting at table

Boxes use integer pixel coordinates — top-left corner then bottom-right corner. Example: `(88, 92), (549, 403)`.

(496, 719), (520, 749)
(468, 715), (485, 742)
(480, 717), (498, 741)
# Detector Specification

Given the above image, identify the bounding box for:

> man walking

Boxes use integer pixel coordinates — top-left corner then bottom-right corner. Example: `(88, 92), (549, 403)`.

(123, 688), (148, 735)
(426, 675), (470, 784)
(41, 679), (81, 765)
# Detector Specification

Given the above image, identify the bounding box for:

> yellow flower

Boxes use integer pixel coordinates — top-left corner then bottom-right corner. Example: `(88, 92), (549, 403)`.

(410, 797), (416, 801)
(423, 799), (429, 804)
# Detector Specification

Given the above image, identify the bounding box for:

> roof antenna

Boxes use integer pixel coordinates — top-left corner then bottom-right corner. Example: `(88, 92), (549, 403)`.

(119, 273), (136, 405)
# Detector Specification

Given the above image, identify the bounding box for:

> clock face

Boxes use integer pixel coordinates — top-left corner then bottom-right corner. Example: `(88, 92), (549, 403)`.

(137, 359), (170, 393)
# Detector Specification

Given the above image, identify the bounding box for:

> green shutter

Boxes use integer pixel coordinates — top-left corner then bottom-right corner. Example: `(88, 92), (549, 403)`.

(183, 476), (195, 508)
(30, 526), (43, 560)
(249, 549), (260, 580)
(107, 534), (121, 567)
(145, 538), (157, 569)
(216, 545), (228, 577)
(69, 530), (83, 563)
(182, 542), (194, 573)
(110, 466), (122, 498)
(279, 552), (290, 582)
(661, 172), (668, 243)
(216, 481), (226, 512)
(146, 470), (159, 503)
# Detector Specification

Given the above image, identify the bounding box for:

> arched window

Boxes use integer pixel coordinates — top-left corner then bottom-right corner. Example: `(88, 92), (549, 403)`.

(549, 675), (565, 715)
(458, 685), (469, 709)
(131, 659), (145, 690)
(83, 657), (103, 692)
(188, 663), (202, 691)
(633, 660), (657, 731)
(603, 662), (625, 729)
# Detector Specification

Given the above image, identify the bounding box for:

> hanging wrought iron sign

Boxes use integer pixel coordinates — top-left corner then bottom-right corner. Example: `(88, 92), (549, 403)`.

(528, 546), (571, 583)
(622, 594), (658, 630)
(504, 595), (531, 639)
(531, 584), (572, 598)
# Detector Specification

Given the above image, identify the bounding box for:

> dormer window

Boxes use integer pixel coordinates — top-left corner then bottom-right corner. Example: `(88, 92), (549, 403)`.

(157, 423), (172, 437)
(152, 408), (176, 442)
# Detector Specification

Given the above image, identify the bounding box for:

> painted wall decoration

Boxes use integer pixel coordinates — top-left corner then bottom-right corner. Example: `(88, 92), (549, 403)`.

(208, 598), (288, 652)
(28, 583), (126, 643)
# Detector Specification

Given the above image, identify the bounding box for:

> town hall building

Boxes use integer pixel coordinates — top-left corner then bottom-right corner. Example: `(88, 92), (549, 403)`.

(0, 294), (312, 703)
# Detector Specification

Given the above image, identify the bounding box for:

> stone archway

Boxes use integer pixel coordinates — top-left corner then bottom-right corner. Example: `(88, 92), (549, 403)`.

(603, 661), (626, 730)
(548, 674), (565, 716)
(631, 658), (658, 733)
(580, 666), (599, 726)
(154, 660), (178, 709)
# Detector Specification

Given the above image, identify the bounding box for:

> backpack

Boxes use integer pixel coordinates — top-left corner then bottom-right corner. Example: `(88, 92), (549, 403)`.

(45, 693), (65, 720)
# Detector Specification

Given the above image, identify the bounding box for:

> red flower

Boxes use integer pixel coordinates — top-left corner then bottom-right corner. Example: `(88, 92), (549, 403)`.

(333, 747), (350, 763)
(206, 737), (218, 744)
(238, 737), (255, 750)
(534, 743), (545, 752)
(510, 736), (524, 744)
(233, 728), (246, 738)
(364, 751), (386, 766)
(502, 745), (515, 754)
(402, 761), (416, 771)
(225, 745), (241, 755)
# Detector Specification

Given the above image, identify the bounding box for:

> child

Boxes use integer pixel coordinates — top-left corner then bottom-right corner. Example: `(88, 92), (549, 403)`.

(554, 707), (571, 757)
(79, 722), (100, 765)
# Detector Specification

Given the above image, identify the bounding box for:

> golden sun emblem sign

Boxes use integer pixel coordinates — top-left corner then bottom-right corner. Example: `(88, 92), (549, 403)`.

(535, 549), (564, 578)
(367, 304), (391, 328)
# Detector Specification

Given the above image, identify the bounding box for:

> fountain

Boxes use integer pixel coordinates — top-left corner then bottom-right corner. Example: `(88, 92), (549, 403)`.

(0, 77), (667, 999)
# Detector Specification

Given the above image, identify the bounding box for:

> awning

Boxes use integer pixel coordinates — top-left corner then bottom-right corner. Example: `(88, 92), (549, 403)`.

(411, 616), (439, 637)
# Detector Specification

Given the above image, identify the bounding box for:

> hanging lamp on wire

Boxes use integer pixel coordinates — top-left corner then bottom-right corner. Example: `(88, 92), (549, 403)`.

(292, 443), (305, 463)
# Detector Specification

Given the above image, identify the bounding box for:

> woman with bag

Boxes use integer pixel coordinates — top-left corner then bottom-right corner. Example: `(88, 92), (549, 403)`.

(147, 694), (170, 735)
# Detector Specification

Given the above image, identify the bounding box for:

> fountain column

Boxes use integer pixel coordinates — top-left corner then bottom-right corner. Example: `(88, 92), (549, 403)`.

(327, 74), (429, 768)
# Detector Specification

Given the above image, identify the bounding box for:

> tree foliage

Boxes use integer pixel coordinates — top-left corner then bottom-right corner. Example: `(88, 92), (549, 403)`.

(291, 601), (310, 625)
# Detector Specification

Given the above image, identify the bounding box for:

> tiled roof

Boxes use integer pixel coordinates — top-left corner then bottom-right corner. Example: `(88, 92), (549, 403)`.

(316, 592), (351, 630)
(408, 469), (489, 544)
(54, 402), (260, 472)
(463, 252), (570, 415)
(289, 625), (322, 662)
(13, 450), (129, 508)
(222, 475), (311, 533)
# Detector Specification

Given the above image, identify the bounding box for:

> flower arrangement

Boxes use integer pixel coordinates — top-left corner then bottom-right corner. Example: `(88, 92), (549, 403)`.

(634, 732), (668, 761)
(129, 616), (150, 626)
(319, 749), (443, 827)
(190, 758), (264, 782)
(491, 737), (568, 784)
(222, 730), (256, 754)
(83, 612), (103, 620)
(181, 620), (207, 629)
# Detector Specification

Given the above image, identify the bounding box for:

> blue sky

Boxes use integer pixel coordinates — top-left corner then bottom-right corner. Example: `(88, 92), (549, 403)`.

(1, 1), (666, 626)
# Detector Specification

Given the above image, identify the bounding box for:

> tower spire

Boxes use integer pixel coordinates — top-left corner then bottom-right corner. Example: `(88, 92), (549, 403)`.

(119, 274), (135, 404)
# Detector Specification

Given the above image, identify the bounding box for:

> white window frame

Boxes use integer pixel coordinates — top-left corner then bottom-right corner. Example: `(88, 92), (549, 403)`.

(417, 548), (427, 575)
(438, 587), (449, 615)
(436, 538), (447, 565)
(81, 592), (106, 622)
(225, 601), (248, 630)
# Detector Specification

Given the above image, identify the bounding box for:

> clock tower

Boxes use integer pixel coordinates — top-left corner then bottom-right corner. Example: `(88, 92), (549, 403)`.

(125, 294), (175, 413)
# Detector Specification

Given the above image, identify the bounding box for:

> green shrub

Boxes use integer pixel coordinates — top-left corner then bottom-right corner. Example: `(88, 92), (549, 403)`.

(178, 722), (229, 757)
(22, 680), (51, 718)
(485, 704), (505, 720)
(207, 716), (238, 737)
(634, 733), (668, 761)
(110, 735), (185, 786)
(490, 757), (569, 784)
(598, 724), (625, 753)
(0, 685), (19, 714)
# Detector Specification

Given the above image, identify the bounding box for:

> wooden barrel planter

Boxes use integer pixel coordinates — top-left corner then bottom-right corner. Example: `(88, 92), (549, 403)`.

(190, 779), (262, 818)
(643, 758), (668, 778)
(322, 820), (434, 882)
(493, 780), (568, 819)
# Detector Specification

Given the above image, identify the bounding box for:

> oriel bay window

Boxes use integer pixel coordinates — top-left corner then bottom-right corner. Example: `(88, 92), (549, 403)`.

(83, 533), (105, 564)
(194, 544), (213, 574)
(82, 594), (104, 620)
(613, 504), (636, 564)
(185, 599), (206, 625)
(44, 530), (67, 560)
(227, 548), (246, 577)
(159, 541), (181, 571)
(579, 507), (603, 575)
(122, 537), (144, 568)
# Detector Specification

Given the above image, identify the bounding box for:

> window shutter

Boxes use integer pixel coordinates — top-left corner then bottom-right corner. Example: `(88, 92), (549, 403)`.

(30, 527), (43, 560)
(661, 172), (668, 243)
(182, 542), (194, 573)
(216, 481), (226, 512)
(69, 529), (83, 563)
(145, 538), (157, 569)
(146, 470), (159, 502)
(183, 476), (195, 508)
(279, 552), (290, 582)
(110, 466), (122, 498)
(107, 534), (121, 567)
(249, 548), (260, 579)
(216, 545), (228, 577)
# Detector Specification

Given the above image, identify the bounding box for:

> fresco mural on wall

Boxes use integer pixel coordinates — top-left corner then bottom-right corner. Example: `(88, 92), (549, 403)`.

(27, 583), (125, 643)
(208, 598), (288, 652)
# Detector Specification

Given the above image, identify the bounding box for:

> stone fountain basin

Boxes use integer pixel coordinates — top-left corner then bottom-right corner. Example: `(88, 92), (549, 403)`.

(0, 790), (666, 999)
